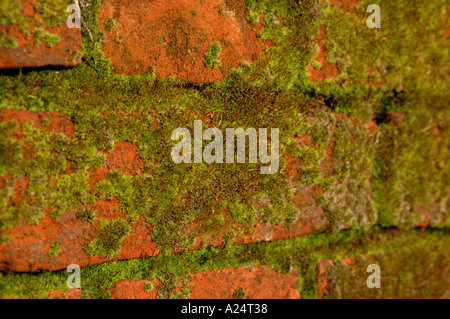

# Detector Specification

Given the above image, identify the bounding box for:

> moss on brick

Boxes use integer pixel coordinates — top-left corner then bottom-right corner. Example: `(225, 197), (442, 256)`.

(222, 229), (236, 247)
(233, 286), (246, 299)
(0, 119), (100, 230)
(34, 0), (70, 29)
(203, 42), (222, 69)
(1, 229), (448, 299)
(143, 281), (153, 292)
(311, 60), (321, 70)
(324, 229), (450, 298)
(84, 218), (131, 259)
(76, 207), (96, 223)
(47, 241), (60, 258)
(0, 34), (18, 49)
(0, 0), (24, 26)
(48, 209), (61, 219)
(32, 27), (61, 48)
(1, 0), (72, 43)
(0, 0), (448, 300)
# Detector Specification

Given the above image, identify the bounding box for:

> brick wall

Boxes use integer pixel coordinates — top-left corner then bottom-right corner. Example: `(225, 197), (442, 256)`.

(0, 0), (448, 299)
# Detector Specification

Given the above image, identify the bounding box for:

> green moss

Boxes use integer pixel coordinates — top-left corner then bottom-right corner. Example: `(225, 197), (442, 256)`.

(0, 120), (101, 229)
(48, 209), (61, 219)
(222, 229), (236, 247)
(0, 234), (10, 245)
(40, 117), (50, 127)
(0, 0), (23, 26)
(229, 198), (255, 225)
(76, 207), (96, 223)
(313, 0), (449, 229)
(311, 60), (321, 70)
(239, 0), (321, 89)
(246, 11), (260, 25)
(0, 0), (448, 300)
(374, 110), (449, 228)
(0, 120), (22, 177)
(47, 241), (60, 257)
(143, 281), (153, 292)
(34, 0), (69, 28)
(203, 42), (222, 69)
(323, 230), (450, 298)
(233, 286), (246, 299)
(69, 50), (83, 63)
(214, 214), (225, 226)
(0, 0), (70, 45)
(2, 229), (447, 299)
(32, 28), (60, 48)
(84, 219), (131, 259)
(321, 115), (376, 230)
(104, 18), (115, 31)
(0, 33), (18, 49)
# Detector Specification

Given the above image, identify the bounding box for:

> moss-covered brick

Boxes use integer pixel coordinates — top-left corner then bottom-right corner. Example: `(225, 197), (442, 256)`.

(0, 0), (82, 69)
(84, 218), (131, 259)
(47, 241), (60, 258)
(203, 42), (222, 69)
(0, 229), (448, 299)
(0, 0), (448, 300)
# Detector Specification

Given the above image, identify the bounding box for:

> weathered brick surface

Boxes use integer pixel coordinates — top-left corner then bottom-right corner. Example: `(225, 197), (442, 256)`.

(188, 266), (299, 299)
(0, 110), (158, 272)
(1, 106), (440, 272)
(97, 0), (270, 83)
(0, 109), (330, 272)
(108, 266), (299, 299)
(0, 0), (82, 69)
(316, 259), (333, 299)
(0, 211), (159, 272)
(325, 0), (359, 14)
(0, 0), (448, 300)
(48, 288), (81, 299)
(110, 279), (159, 299)
(0, 109), (74, 137)
(307, 25), (338, 82)
(317, 249), (450, 299)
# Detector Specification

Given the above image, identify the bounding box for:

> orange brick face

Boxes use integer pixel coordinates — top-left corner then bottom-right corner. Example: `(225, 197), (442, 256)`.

(107, 266), (299, 299)
(0, 0), (82, 69)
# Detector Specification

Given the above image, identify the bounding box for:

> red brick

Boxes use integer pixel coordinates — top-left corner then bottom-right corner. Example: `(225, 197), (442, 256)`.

(48, 288), (81, 299)
(188, 266), (299, 299)
(0, 0), (82, 69)
(108, 266), (299, 299)
(316, 259), (333, 299)
(307, 25), (339, 82)
(110, 279), (159, 299)
(97, 0), (271, 83)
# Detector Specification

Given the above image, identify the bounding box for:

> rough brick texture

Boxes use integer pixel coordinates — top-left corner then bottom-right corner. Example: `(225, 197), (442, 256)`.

(0, 0), (82, 69)
(0, 0), (448, 299)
